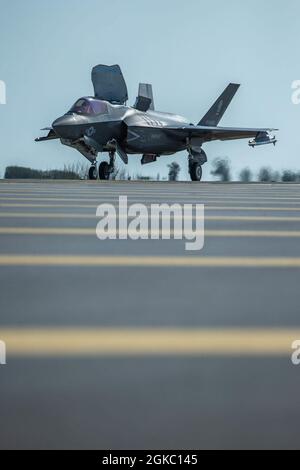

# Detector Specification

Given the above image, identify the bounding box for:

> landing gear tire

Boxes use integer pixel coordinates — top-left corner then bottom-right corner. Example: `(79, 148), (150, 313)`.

(88, 166), (97, 180)
(189, 162), (202, 182)
(99, 161), (110, 180)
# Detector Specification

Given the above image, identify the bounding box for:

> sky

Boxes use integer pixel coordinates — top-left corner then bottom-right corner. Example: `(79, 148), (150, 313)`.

(0, 0), (299, 181)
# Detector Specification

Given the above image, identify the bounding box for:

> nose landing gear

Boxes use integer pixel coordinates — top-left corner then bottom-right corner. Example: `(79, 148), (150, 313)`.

(88, 164), (97, 180)
(88, 151), (116, 181)
(99, 151), (116, 180)
(98, 161), (110, 180)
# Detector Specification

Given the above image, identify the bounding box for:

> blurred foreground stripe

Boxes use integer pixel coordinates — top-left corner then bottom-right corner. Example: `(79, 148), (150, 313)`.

(2, 228), (300, 237)
(0, 329), (299, 356)
(1, 255), (300, 267)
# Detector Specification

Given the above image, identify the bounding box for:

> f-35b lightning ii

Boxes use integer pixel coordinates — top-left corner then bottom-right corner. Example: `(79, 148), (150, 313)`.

(36, 64), (277, 181)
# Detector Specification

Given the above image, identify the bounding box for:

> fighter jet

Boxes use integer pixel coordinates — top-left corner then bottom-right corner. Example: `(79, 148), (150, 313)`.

(36, 64), (277, 181)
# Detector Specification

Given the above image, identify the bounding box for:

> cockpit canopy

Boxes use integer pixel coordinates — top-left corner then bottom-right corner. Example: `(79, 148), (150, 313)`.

(69, 98), (108, 116)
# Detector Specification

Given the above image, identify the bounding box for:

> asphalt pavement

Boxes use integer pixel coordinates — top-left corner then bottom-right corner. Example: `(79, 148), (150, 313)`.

(0, 180), (300, 449)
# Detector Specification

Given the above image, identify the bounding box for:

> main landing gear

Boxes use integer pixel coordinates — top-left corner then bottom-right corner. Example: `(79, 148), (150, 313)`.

(188, 149), (207, 182)
(189, 161), (203, 181)
(88, 151), (116, 181)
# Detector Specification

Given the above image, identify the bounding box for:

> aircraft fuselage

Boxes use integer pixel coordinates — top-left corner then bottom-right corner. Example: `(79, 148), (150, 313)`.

(52, 100), (190, 156)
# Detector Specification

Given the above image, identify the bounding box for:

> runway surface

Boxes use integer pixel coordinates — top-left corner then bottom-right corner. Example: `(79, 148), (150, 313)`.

(1, 180), (300, 449)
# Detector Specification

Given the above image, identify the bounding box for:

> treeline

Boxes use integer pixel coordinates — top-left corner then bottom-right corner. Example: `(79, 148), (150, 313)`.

(211, 159), (300, 183)
(4, 163), (89, 180)
(4, 160), (300, 182)
(3, 164), (169, 181)
(255, 168), (300, 183)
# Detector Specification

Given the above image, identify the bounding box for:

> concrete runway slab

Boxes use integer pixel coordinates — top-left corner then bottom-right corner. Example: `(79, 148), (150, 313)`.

(0, 180), (300, 449)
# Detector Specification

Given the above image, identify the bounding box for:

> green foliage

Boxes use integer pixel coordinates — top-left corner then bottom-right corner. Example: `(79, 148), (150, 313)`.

(257, 167), (280, 183)
(167, 162), (181, 181)
(239, 167), (252, 183)
(211, 158), (231, 182)
(281, 170), (300, 182)
(4, 164), (88, 180)
(135, 174), (152, 181)
(5, 166), (43, 179)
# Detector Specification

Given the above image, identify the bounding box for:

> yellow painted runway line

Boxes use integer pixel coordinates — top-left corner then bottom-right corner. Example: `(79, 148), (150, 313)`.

(1, 212), (300, 222)
(0, 328), (299, 356)
(0, 227), (300, 238)
(0, 255), (300, 268)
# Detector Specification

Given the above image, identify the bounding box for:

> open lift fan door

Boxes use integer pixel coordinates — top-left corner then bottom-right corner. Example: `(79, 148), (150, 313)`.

(91, 64), (128, 105)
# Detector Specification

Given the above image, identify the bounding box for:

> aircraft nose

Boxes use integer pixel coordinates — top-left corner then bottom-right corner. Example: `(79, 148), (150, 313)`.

(52, 115), (79, 139)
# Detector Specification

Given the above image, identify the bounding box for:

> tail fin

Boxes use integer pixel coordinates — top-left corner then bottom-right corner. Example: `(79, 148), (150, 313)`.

(198, 83), (240, 126)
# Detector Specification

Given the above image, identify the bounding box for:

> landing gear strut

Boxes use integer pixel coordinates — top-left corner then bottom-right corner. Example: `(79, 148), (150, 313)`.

(99, 151), (116, 181)
(88, 151), (117, 181)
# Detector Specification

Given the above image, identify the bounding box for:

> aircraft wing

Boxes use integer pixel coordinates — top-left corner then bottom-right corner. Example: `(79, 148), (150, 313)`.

(163, 125), (278, 143)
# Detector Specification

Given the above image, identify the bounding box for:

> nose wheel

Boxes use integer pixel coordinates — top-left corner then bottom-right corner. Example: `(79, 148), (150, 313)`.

(98, 151), (116, 181)
(88, 165), (97, 180)
(88, 151), (116, 181)
(99, 162), (110, 180)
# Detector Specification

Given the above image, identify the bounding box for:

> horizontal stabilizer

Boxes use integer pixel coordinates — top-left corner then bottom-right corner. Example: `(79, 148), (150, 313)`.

(199, 83), (240, 127)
